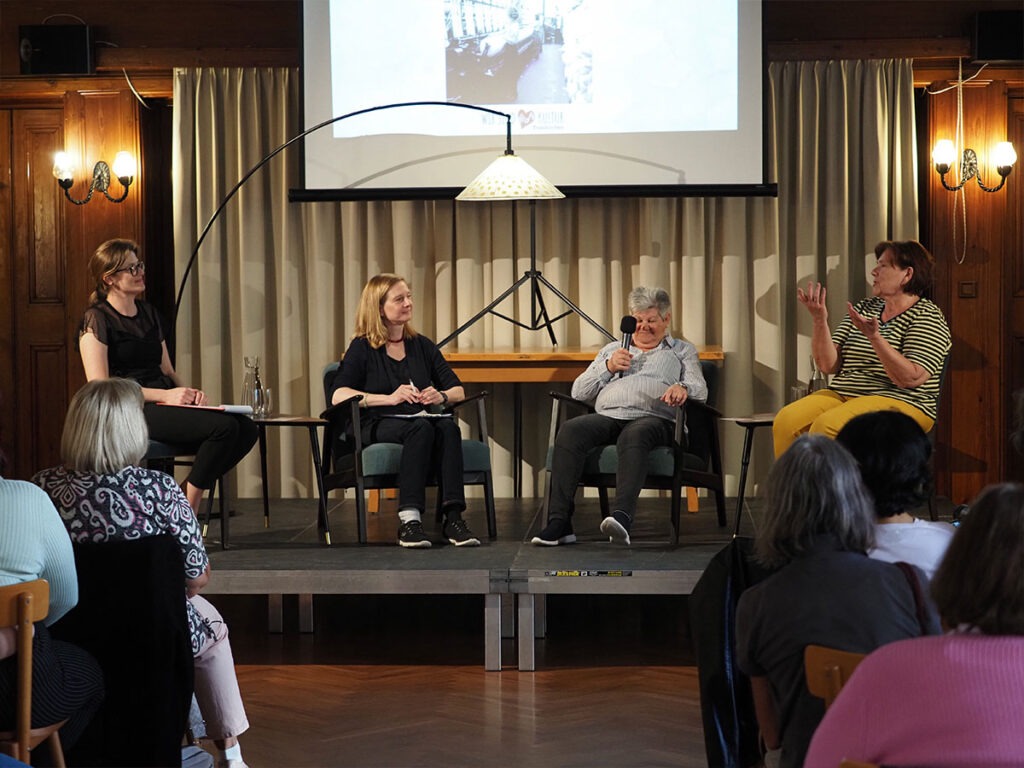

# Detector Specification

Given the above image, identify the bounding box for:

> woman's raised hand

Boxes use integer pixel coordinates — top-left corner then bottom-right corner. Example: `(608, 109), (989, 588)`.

(797, 281), (829, 323)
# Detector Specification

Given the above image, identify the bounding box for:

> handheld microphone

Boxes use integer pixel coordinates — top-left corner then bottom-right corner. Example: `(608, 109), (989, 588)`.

(617, 316), (637, 378)
(620, 316), (637, 349)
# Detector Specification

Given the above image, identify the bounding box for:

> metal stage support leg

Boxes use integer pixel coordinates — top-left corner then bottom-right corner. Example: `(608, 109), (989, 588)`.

(439, 200), (613, 348)
(268, 593), (283, 633)
(485, 593), (502, 671)
(517, 594), (536, 671)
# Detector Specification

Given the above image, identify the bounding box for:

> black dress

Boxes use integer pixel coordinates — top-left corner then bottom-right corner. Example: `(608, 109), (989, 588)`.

(80, 300), (258, 490)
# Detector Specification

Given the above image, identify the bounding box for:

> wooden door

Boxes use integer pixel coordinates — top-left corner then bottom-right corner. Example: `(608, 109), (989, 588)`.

(4, 109), (67, 477)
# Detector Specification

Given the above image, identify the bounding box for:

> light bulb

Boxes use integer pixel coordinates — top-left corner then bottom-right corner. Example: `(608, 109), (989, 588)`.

(931, 140), (956, 170)
(112, 151), (137, 180)
(52, 151), (74, 182)
(992, 142), (1017, 170)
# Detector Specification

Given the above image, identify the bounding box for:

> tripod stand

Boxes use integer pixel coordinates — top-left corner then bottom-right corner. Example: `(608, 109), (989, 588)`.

(439, 200), (613, 347)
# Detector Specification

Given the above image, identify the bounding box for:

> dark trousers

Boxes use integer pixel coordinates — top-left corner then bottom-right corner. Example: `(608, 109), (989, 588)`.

(548, 413), (672, 521)
(0, 623), (105, 751)
(144, 403), (260, 490)
(366, 416), (465, 514)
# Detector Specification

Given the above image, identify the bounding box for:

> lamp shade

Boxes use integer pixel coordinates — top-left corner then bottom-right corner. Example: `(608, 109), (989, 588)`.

(457, 152), (564, 201)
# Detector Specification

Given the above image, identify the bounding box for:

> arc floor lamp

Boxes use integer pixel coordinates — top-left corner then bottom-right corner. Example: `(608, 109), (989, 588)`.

(174, 100), (612, 345)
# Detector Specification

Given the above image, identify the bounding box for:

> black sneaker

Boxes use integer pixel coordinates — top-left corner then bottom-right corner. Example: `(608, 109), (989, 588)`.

(443, 517), (480, 547)
(600, 510), (632, 545)
(398, 519), (432, 548)
(531, 518), (577, 546)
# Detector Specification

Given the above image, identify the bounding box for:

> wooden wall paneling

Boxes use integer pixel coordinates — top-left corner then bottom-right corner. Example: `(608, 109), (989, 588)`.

(10, 109), (65, 477)
(61, 90), (143, 400)
(1008, 95), (1024, 483)
(0, 111), (13, 467)
(928, 81), (1011, 503)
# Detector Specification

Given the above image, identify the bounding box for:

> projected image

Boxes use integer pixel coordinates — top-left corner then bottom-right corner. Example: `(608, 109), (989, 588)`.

(445, 0), (571, 105)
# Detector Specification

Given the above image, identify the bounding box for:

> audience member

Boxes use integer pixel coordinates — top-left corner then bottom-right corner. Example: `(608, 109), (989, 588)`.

(79, 238), (258, 512)
(806, 482), (1024, 767)
(0, 443), (103, 752)
(735, 435), (939, 768)
(330, 273), (478, 548)
(532, 286), (707, 546)
(32, 379), (250, 768)
(773, 240), (951, 456)
(836, 410), (955, 579)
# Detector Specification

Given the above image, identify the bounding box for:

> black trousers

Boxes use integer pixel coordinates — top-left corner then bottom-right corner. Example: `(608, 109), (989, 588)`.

(0, 623), (105, 751)
(366, 416), (465, 515)
(144, 403), (259, 490)
(547, 413), (673, 521)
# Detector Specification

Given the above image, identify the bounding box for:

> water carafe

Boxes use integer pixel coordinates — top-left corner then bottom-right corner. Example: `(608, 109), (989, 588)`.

(242, 356), (265, 415)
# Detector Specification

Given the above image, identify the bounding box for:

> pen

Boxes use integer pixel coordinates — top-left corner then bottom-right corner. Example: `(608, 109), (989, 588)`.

(409, 379), (419, 394)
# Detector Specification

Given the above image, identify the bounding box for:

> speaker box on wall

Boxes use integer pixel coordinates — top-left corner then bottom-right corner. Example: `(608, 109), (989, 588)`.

(972, 11), (1024, 63)
(19, 25), (93, 75)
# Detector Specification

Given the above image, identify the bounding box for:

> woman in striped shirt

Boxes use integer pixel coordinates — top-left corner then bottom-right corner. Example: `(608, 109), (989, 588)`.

(773, 240), (951, 457)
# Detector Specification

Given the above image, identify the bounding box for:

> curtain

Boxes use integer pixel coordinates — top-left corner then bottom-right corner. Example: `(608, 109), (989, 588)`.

(172, 61), (918, 501)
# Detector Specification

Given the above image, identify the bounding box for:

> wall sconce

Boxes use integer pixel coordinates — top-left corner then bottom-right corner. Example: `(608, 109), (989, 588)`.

(932, 140), (1017, 193)
(52, 150), (136, 204)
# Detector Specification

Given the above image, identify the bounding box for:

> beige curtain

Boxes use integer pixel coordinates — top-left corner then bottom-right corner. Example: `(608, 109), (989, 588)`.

(172, 60), (917, 502)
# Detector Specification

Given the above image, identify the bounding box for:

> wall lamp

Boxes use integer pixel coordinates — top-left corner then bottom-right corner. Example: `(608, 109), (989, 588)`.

(932, 140), (1017, 193)
(52, 150), (136, 204)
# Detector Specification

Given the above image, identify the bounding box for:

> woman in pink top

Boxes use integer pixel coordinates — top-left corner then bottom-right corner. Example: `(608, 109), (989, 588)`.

(805, 482), (1024, 767)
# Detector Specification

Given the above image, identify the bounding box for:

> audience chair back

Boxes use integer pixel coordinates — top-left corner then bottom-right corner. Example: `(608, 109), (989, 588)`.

(542, 359), (726, 543)
(320, 361), (496, 543)
(49, 535), (193, 767)
(803, 644), (866, 709)
(0, 579), (66, 767)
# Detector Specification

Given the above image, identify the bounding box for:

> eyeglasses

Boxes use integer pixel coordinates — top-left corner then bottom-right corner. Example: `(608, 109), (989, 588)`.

(115, 261), (145, 276)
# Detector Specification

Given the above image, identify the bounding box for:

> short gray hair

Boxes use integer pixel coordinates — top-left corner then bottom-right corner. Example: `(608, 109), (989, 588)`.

(62, 378), (149, 473)
(756, 434), (875, 568)
(627, 286), (671, 317)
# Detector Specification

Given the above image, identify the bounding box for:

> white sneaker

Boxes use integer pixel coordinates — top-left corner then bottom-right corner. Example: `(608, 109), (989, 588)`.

(600, 513), (631, 545)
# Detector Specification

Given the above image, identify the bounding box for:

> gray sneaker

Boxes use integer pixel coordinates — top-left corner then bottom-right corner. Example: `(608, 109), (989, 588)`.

(443, 517), (481, 547)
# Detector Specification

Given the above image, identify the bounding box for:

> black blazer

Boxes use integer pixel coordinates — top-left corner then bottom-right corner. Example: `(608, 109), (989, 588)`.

(331, 335), (461, 424)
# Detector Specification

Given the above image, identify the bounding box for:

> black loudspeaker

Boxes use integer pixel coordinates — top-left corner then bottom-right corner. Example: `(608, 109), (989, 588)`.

(972, 11), (1024, 63)
(18, 25), (93, 75)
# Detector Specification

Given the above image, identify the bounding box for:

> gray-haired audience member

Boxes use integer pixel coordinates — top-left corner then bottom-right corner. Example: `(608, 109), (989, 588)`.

(836, 410), (955, 580)
(32, 379), (251, 768)
(532, 287), (707, 546)
(735, 435), (939, 768)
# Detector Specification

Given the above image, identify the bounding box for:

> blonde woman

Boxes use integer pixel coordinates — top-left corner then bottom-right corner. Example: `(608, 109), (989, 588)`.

(330, 273), (477, 548)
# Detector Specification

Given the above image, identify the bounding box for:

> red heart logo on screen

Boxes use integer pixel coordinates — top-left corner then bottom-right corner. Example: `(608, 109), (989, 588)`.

(518, 110), (535, 128)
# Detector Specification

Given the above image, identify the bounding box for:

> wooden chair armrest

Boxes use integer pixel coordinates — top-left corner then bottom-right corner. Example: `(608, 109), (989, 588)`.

(450, 390), (490, 443)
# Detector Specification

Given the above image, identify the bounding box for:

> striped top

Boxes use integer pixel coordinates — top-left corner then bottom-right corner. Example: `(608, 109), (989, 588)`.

(571, 334), (707, 422)
(830, 296), (950, 419)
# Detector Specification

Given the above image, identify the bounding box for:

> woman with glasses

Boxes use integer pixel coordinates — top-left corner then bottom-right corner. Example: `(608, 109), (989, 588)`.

(773, 240), (951, 457)
(78, 238), (258, 512)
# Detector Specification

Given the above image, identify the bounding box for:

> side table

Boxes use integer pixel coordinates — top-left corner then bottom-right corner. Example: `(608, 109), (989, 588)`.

(727, 414), (775, 535)
(252, 414), (331, 546)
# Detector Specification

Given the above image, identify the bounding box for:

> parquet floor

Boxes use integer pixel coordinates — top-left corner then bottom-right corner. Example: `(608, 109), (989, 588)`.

(234, 664), (706, 768)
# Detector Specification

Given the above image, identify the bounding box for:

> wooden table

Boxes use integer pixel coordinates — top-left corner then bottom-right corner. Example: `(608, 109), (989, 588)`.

(443, 345), (724, 496)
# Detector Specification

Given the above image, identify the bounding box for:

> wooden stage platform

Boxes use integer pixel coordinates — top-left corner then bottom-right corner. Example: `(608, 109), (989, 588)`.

(204, 497), (736, 671)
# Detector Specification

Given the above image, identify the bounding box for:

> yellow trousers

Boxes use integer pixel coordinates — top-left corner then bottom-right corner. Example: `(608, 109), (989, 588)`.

(772, 390), (934, 457)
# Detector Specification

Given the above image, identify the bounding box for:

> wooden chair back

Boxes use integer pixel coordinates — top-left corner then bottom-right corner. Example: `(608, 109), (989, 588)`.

(804, 644), (866, 709)
(0, 579), (66, 766)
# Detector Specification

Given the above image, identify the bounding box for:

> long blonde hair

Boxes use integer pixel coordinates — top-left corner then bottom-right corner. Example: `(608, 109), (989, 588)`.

(88, 238), (139, 305)
(353, 273), (418, 349)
